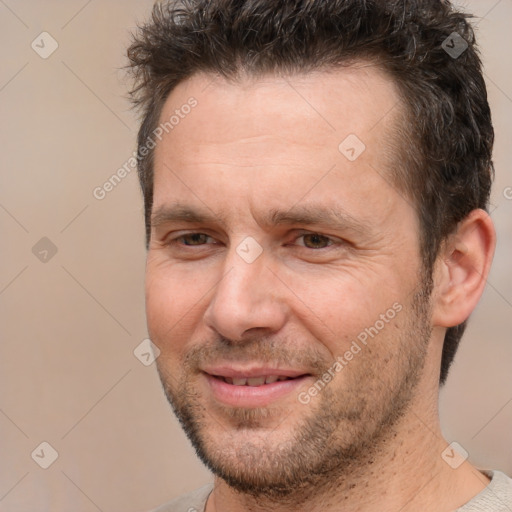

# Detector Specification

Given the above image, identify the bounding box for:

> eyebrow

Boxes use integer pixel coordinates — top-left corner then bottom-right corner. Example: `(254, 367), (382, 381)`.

(151, 204), (227, 229)
(150, 202), (370, 235)
(264, 204), (370, 235)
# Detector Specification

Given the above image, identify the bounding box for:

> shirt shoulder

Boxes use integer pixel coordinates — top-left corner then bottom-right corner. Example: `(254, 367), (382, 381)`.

(146, 484), (213, 512)
(457, 470), (512, 511)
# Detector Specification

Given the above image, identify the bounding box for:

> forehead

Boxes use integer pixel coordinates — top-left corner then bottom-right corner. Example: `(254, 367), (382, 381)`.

(151, 64), (409, 229)
(156, 63), (403, 154)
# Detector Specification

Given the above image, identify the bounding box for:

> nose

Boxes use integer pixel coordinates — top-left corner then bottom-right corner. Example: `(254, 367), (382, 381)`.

(203, 243), (288, 342)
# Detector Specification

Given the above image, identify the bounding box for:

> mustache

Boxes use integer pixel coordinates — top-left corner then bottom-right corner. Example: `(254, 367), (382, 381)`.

(182, 335), (331, 374)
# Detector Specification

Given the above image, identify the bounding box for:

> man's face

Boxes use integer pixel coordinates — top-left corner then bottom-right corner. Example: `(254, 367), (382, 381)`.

(146, 66), (433, 495)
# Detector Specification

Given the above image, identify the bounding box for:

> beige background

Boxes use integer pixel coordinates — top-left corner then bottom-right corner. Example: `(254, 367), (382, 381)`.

(0, 1), (511, 511)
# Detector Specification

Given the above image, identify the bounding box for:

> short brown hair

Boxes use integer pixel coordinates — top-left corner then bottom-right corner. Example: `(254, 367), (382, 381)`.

(127, 0), (494, 385)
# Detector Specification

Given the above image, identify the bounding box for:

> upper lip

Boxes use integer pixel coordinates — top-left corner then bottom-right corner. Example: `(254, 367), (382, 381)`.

(201, 365), (310, 379)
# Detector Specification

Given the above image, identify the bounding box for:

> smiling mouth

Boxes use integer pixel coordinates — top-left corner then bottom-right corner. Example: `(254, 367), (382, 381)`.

(211, 375), (301, 386)
(203, 370), (313, 407)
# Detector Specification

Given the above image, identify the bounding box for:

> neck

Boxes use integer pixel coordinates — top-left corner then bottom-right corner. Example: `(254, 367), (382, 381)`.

(206, 376), (489, 512)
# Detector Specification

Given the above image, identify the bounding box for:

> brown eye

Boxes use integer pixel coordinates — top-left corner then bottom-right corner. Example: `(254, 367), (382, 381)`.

(299, 233), (333, 249)
(178, 233), (211, 245)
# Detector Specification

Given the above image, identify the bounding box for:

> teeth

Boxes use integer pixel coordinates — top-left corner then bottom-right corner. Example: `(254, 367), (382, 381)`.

(247, 376), (266, 386)
(222, 375), (294, 386)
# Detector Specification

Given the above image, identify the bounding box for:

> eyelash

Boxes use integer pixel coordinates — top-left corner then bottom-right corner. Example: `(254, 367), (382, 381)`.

(167, 232), (339, 250)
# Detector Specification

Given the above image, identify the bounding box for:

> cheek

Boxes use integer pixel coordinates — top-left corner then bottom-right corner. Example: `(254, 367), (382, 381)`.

(145, 265), (205, 348)
(282, 269), (398, 348)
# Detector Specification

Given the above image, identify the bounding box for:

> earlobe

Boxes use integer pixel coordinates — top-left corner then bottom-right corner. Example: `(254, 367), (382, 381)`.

(431, 209), (496, 328)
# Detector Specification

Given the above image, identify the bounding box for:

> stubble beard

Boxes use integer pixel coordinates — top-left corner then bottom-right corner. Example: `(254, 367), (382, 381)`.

(156, 277), (433, 503)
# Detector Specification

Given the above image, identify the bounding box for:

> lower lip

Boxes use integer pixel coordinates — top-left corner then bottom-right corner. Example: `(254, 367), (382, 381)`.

(204, 373), (311, 408)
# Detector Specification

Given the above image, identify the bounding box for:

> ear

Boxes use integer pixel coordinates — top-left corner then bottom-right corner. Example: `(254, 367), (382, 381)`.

(431, 209), (496, 328)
